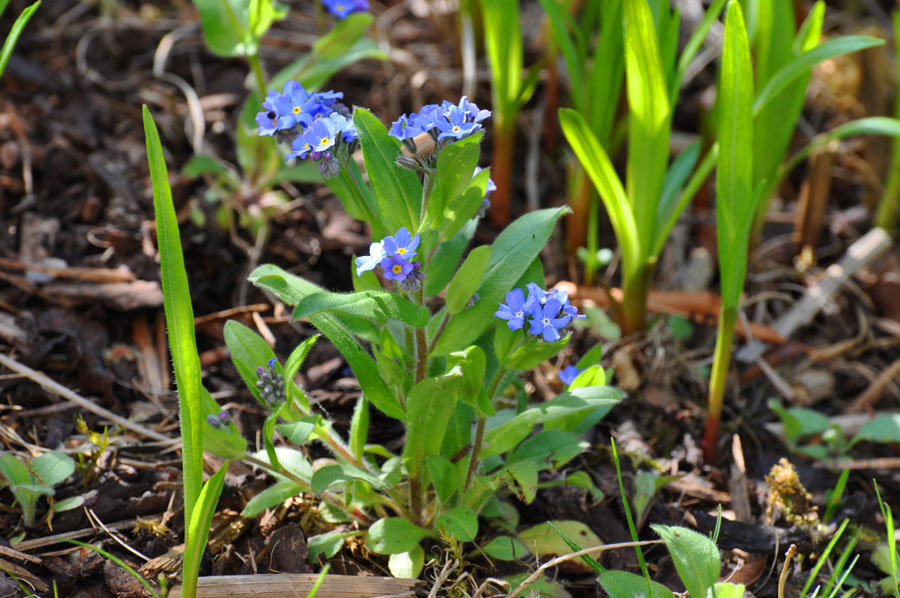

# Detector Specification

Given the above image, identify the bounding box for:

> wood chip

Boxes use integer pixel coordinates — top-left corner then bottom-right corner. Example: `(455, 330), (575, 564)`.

(167, 574), (421, 598)
(40, 280), (164, 310)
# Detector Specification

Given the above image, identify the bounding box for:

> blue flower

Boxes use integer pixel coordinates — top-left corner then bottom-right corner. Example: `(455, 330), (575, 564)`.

(381, 255), (416, 281)
(495, 288), (530, 331)
(328, 112), (358, 143)
(323, 0), (368, 18)
(558, 365), (583, 386)
(436, 105), (479, 141)
(286, 135), (313, 160)
(458, 96), (491, 123)
(256, 91), (290, 136)
(413, 104), (441, 132)
(272, 81), (315, 129)
(304, 118), (338, 152)
(527, 298), (569, 342)
(389, 113), (424, 141)
(355, 241), (385, 276)
(382, 227), (419, 261)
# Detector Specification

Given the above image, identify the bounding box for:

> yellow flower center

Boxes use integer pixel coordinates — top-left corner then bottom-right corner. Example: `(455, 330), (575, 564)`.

(293, 106), (301, 115)
(397, 248), (406, 255)
(453, 126), (461, 133)
(392, 265), (402, 274)
(272, 118), (278, 126)
(321, 137), (330, 145)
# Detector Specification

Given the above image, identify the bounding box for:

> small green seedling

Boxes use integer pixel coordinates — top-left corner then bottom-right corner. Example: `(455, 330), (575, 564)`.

(0, 452), (75, 527)
(0, 0), (40, 81)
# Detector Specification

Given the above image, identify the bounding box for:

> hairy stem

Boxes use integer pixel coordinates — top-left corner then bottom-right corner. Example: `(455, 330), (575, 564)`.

(463, 371), (505, 491)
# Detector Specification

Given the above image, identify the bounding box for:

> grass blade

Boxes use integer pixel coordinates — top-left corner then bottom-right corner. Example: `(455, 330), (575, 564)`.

(181, 465), (228, 598)
(143, 106), (204, 527)
(623, 0), (671, 250)
(753, 36), (884, 117)
(672, 0), (727, 102)
(0, 1), (40, 80)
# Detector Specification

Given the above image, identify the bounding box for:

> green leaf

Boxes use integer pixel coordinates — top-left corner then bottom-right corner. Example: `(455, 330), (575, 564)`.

(575, 343), (604, 370)
(440, 171), (489, 242)
(182, 464), (228, 598)
(446, 246), (492, 314)
(349, 394), (369, 461)
(652, 524), (720, 598)
(284, 335), (317, 412)
(192, 0), (280, 57)
(852, 414), (900, 446)
(427, 456), (459, 504)
(503, 334), (570, 371)
(424, 220), (476, 298)
(314, 13), (372, 58)
(0, 454), (31, 488)
(311, 465), (348, 495)
(482, 387), (620, 458)
(293, 290), (429, 327)
(424, 132), (482, 231)
(388, 545), (425, 578)
(753, 35), (884, 117)
(558, 109), (640, 277)
(365, 517), (429, 555)
(437, 505), (479, 543)
(144, 105), (204, 526)
(353, 108), (422, 232)
(403, 371), (463, 482)
(433, 207), (568, 355)
(0, 1), (40, 81)
(224, 320), (276, 405)
(624, 0), (672, 252)
(547, 520), (603, 574)
(31, 453), (74, 487)
(448, 345), (493, 416)
(717, 0), (756, 308)
(54, 495), (84, 512)
(241, 479), (305, 518)
(672, 0), (727, 102)
(202, 386), (248, 459)
(517, 520), (601, 559)
(482, 536), (530, 561)
(713, 582), (747, 598)
(480, 0), (523, 111)
(308, 530), (348, 560)
(506, 460), (538, 504)
(249, 265), (404, 420)
(277, 419), (317, 445)
(599, 570), (675, 598)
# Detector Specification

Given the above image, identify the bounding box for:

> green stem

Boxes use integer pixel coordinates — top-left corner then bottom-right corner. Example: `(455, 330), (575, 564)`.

(619, 260), (655, 336)
(702, 306), (737, 464)
(248, 53), (267, 98)
(243, 454), (373, 524)
(463, 370), (505, 491)
(427, 312), (451, 354)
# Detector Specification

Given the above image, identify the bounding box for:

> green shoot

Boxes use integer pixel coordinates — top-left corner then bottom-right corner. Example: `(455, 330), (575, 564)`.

(703, 0), (755, 463)
(0, 1), (40, 80)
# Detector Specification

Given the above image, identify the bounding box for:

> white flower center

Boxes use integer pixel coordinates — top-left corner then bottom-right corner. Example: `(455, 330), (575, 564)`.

(542, 318), (550, 325)
(514, 311), (523, 319)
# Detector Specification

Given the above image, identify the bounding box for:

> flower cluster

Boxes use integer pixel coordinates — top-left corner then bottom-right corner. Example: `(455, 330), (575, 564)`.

(390, 96), (490, 144)
(255, 81), (357, 178)
(355, 228), (423, 291)
(495, 283), (585, 342)
(207, 409), (232, 429)
(256, 358), (286, 408)
(323, 0), (368, 18)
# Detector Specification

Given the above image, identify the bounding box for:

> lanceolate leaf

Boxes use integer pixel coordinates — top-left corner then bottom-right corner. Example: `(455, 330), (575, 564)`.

(624, 0), (671, 249)
(716, 1), (755, 308)
(249, 265), (404, 420)
(182, 465), (228, 598)
(652, 525), (721, 598)
(354, 108), (422, 232)
(403, 371), (462, 482)
(424, 132), (482, 231)
(431, 208), (568, 355)
(224, 320), (276, 404)
(753, 35), (884, 118)
(293, 290), (429, 327)
(143, 106), (204, 526)
(0, 1), (40, 81)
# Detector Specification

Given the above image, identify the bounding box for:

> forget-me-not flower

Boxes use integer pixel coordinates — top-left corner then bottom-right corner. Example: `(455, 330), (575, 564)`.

(355, 242), (385, 276)
(494, 288), (531, 331)
(382, 227), (419, 260)
(528, 298), (570, 342)
(381, 254), (415, 281)
(323, 0), (369, 18)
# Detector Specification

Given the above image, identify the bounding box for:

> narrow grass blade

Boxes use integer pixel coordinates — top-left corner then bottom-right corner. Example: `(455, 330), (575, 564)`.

(672, 0), (727, 101)
(143, 106), (204, 526)
(547, 520), (604, 574)
(753, 36), (884, 117)
(181, 465), (228, 598)
(623, 0), (671, 250)
(801, 519), (849, 598)
(716, 0), (755, 307)
(62, 539), (159, 598)
(558, 108), (640, 275)
(0, 1), (40, 80)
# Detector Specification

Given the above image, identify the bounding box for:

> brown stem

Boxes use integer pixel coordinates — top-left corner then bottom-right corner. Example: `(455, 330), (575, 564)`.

(566, 165), (592, 255)
(488, 119), (517, 227)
